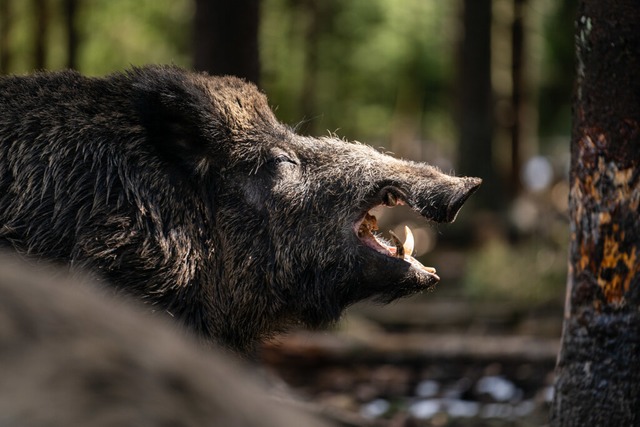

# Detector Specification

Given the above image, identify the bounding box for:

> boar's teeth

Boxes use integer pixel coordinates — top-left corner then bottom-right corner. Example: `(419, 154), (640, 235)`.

(386, 227), (436, 275)
(403, 226), (414, 257)
(388, 230), (404, 258)
(389, 226), (415, 259)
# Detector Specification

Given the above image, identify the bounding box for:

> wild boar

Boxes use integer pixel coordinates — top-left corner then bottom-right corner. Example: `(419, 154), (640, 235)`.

(0, 253), (331, 427)
(0, 66), (480, 353)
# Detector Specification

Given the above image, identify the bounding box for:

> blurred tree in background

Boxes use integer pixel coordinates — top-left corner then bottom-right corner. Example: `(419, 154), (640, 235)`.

(193, 0), (260, 84)
(456, 0), (496, 209)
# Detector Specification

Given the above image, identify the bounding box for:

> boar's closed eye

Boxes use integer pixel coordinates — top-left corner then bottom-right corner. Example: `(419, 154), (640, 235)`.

(269, 154), (297, 166)
(262, 154), (300, 176)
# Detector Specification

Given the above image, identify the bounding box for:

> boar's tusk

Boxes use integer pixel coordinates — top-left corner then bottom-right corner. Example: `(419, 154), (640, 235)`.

(403, 225), (414, 257)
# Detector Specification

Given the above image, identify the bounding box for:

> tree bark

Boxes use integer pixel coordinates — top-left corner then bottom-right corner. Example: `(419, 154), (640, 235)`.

(193, 0), (261, 86)
(551, 1), (640, 425)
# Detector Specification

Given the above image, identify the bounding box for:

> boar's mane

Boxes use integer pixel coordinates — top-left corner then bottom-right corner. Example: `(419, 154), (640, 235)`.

(0, 66), (480, 353)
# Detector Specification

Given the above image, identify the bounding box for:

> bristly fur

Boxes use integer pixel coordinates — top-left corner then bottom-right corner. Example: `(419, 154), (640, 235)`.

(0, 65), (480, 353)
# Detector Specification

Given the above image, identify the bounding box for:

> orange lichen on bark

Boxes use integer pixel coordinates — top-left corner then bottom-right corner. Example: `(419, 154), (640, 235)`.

(614, 168), (633, 185)
(573, 137), (640, 306)
(597, 234), (638, 304)
(598, 211), (611, 226)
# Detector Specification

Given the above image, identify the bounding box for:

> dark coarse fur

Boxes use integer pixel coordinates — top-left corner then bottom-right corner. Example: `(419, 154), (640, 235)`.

(0, 65), (480, 353)
(0, 253), (331, 427)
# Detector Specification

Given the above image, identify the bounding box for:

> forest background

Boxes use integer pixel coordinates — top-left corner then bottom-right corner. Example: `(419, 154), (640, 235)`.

(0, 1), (577, 424)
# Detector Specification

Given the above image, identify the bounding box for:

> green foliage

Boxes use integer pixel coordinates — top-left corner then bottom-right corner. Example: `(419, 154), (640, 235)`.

(78, 0), (193, 75)
(2, 0), (572, 150)
(260, 0), (457, 145)
(4, 0), (192, 74)
(464, 239), (567, 303)
(5, 0), (46, 72)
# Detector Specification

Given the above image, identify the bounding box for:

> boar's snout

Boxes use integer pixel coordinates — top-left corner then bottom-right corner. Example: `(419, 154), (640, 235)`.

(406, 171), (481, 224)
(441, 176), (482, 223)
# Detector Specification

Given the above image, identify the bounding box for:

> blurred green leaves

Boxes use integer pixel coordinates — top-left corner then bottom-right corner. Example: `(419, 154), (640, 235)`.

(5, 0), (192, 74)
(2, 0), (573, 157)
(464, 239), (567, 303)
(79, 0), (193, 74)
(261, 0), (456, 144)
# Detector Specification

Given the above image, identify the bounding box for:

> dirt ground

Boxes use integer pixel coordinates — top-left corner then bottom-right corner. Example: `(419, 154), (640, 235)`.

(260, 296), (562, 427)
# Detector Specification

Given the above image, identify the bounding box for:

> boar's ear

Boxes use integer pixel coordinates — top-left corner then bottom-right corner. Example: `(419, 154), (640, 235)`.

(133, 70), (215, 171)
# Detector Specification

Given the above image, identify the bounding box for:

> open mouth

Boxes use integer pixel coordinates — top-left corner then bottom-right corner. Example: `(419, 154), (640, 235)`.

(354, 192), (440, 281)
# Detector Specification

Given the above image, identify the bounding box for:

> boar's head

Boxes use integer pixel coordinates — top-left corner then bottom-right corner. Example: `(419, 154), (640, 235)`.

(133, 67), (480, 350)
(0, 66), (479, 354)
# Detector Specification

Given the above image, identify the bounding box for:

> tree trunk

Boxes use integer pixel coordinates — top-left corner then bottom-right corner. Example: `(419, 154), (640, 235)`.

(193, 0), (261, 86)
(510, 0), (525, 196)
(457, 0), (498, 210)
(63, 0), (78, 70)
(33, 0), (47, 70)
(551, 1), (640, 425)
(298, 0), (325, 136)
(0, 0), (11, 74)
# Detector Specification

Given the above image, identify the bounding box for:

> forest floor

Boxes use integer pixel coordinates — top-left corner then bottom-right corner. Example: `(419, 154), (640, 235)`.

(260, 288), (562, 427)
